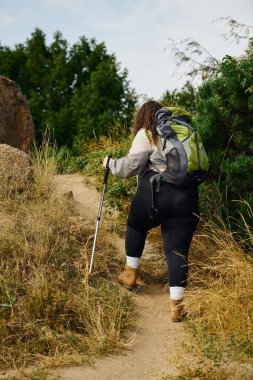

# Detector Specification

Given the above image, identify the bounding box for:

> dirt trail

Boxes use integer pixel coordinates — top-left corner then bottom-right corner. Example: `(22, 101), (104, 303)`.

(54, 175), (193, 380)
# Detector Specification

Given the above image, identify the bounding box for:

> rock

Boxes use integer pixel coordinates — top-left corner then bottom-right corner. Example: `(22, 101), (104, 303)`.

(0, 75), (35, 152)
(0, 144), (33, 194)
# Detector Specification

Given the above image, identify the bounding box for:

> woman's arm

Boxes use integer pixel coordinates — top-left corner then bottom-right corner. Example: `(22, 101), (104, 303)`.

(105, 129), (152, 178)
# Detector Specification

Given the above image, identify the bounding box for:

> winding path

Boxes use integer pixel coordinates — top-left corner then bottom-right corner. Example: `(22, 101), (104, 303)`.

(54, 175), (193, 380)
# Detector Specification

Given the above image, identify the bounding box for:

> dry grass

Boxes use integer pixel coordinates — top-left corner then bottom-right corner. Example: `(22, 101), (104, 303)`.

(185, 197), (253, 362)
(0, 139), (134, 370)
(161, 362), (252, 380)
(161, 367), (228, 380)
(1, 369), (60, 380)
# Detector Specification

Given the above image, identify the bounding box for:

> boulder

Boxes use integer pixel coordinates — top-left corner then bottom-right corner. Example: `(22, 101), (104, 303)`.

(0, 75), (35, 152)
(0, 144), (33, 195)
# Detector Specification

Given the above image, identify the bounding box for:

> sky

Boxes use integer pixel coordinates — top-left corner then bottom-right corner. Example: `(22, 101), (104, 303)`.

(0, 0), (252, 99)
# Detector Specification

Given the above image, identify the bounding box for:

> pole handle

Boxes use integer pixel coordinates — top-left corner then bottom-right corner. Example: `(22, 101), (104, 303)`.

(103, 155), (111, 184)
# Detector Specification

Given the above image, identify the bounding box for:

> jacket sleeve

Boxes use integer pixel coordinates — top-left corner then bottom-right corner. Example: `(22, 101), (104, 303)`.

(109, 129), (152, 178)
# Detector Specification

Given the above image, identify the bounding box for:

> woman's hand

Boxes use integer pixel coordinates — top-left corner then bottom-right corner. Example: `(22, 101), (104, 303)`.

(103, 156), (109, 168)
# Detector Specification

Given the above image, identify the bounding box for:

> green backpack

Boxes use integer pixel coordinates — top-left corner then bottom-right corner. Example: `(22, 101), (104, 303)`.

(153, 106), (209, 186)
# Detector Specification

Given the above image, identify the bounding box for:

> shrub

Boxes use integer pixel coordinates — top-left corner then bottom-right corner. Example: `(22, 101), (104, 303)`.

(195, 40), (253, 226)
(83, 124), (136, 221)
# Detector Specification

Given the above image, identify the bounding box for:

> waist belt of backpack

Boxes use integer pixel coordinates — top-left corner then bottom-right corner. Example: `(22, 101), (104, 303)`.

(149, 171), (202, 213)
(184, 170), (206, 186)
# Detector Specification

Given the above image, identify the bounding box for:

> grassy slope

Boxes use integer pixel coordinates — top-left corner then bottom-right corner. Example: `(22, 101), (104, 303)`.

(0, 141), (134, 371)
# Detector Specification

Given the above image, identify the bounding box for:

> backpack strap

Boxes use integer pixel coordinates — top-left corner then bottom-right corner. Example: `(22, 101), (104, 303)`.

(162, 129), (176, 150)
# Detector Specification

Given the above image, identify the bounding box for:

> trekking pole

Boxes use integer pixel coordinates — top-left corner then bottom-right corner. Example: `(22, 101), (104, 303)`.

(88, 155), (111, 276)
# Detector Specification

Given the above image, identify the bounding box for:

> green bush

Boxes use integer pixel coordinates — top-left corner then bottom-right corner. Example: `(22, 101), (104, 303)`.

(195, 40), (253, 225)
(83, 124), (136, 216)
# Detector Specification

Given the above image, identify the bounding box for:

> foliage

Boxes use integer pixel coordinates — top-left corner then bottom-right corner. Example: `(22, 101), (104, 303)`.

(195, 40), (253, 223)
(167, 37), (219, 81)
(166, 18), (253, 82)
(160, 81), (197, 113)
(164, 21), (253, 227)
(71, 59), (136, 146)
(83, 124), (136, 219)
(213, 17), (253, 44)
(0, 29), (137, 147)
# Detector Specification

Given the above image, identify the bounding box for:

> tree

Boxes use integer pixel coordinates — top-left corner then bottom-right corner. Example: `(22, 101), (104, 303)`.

(71, 57), (136, 145)
(0, 29), (137, 147)
(160, 81), (197, 113)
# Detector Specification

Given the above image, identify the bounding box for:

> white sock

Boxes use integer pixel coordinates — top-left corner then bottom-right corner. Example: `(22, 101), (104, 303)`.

(170, 286), (185, 300)
(126, 256), (140, 269)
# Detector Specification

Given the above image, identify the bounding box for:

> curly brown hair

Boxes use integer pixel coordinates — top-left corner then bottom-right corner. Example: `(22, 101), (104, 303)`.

(132, 100), (162, 144)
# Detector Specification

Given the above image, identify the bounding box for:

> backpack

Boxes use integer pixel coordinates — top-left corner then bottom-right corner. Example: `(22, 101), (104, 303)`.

(149, 107), (209, 213)
(155, 106), (209, 185)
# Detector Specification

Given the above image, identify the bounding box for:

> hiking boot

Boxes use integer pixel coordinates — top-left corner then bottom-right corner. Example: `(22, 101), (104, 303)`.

(170, 299), (186, 322)
(117, 265), (139, 290)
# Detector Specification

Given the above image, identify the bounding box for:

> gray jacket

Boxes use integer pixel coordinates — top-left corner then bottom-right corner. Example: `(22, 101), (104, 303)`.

(109, 129), (166, 179)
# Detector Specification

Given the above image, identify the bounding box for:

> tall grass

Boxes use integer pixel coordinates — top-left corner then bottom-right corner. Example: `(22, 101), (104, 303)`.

(185, 192), (253, 362)
(0, 137), (134, 370)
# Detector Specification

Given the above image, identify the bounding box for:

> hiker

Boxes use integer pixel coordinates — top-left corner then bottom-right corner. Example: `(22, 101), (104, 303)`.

(103, 100), (201, 322)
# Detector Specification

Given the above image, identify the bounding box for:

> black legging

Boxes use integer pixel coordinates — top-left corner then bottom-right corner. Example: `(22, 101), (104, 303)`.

(126, 171), (199, 287)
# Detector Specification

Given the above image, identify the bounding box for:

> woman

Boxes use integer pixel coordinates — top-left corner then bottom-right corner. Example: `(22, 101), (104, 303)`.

(103, 100), (199, 322)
